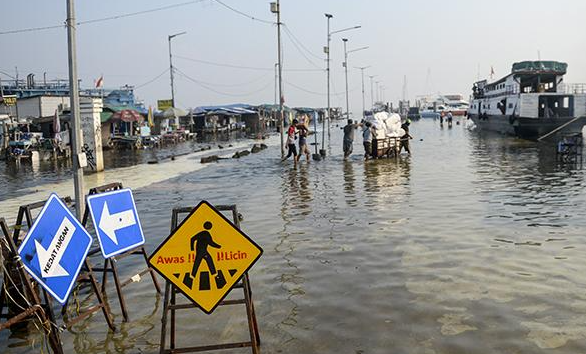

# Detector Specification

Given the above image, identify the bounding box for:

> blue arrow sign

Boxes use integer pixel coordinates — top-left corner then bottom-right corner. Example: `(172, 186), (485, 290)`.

(18, 194), (93, 305)
(86, 188), (145, 259)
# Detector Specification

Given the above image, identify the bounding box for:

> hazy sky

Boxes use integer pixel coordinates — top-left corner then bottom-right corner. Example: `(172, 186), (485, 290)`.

(1, 0), (586, 115)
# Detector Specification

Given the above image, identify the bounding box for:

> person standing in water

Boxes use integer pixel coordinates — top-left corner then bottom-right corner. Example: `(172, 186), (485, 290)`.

(447, 111), (453, 127)
(399, 120), (413, 155)
(362, 121), (374, 160)
(296, 115), (311, 163)
(343, 119), (358, 159)
(282, 119), (299, 163)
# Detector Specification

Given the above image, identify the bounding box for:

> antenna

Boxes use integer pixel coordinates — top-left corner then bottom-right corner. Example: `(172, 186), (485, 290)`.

(477, 63), (480, 81)
(402, 75), (408, 102)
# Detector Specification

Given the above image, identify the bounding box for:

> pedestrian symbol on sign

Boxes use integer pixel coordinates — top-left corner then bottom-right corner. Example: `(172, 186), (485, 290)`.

(148, 201), (263, 314)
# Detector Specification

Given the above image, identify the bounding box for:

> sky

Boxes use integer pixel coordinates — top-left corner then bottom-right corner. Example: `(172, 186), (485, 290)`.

(1, 0), (586, 116)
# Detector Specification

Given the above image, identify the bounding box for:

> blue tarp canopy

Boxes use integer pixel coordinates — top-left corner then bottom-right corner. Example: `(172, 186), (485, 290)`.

(191, 103), (257, 115)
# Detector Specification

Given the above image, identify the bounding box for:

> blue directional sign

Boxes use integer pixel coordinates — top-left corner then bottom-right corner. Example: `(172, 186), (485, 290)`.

(18, 194), (93, 305)
(86, 188), (145, 259)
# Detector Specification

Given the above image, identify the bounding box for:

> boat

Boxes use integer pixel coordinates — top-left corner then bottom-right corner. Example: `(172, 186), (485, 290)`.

(468, 61), (586, 140)
(442, 94), (469, 116)
(418, 94), (469, 118)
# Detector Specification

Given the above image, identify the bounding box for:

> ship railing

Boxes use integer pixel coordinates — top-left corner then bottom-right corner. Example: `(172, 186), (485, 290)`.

(558, 83), (586, 94)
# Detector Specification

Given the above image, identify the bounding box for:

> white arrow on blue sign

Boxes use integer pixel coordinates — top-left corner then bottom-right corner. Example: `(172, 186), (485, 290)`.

(18, 194), (93, 305)
(86, 188), (145, 259)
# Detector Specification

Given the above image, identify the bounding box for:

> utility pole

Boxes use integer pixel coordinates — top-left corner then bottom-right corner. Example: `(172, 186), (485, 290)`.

(66, 0), (84, 217)
(168, 31), (186, 108)
(271, 1), (284, 158)
(355, 66), (370, 121)
(323, 13), (333, 157)
(274, 63), (278, 106)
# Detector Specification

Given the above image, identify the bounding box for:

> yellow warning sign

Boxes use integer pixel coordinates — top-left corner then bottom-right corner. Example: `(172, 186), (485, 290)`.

(148, 201), (262, 314)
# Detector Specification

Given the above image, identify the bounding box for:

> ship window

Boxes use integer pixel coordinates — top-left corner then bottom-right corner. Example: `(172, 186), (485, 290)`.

(563, 97), (569, 108)
(508, 103), (513, 108)
(488, 104), (491, 109)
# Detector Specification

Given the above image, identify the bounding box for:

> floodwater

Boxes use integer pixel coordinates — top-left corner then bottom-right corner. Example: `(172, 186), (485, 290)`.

(2, 118), (586, 354)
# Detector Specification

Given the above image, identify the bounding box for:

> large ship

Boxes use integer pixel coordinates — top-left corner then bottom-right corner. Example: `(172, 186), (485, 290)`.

(468, 61), (586, 139)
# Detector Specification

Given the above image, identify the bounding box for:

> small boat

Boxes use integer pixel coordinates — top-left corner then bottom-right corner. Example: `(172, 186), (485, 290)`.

(468, 61), (586, 140)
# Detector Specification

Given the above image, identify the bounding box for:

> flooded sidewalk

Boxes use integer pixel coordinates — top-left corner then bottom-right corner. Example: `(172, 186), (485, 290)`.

(2, 119), (586, 353)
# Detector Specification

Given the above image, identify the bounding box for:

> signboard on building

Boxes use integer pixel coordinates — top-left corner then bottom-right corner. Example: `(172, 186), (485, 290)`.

(0, 95), (17, 106)
(148, 201), (263, 314)
(157, 99), (173, 111)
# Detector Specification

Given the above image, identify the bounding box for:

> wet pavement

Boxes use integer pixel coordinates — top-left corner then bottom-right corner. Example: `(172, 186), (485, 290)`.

(2, 118), (586, 353)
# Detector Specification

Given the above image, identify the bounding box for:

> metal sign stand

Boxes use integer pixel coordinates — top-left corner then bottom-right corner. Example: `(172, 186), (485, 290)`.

(0, 217), (64, 354)
(10, 197), (116, 331)
(77, 182), (161, 322)
(158, 205), (260, 354)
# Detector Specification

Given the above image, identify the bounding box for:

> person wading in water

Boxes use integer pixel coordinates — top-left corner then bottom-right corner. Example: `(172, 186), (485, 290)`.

(282, 119), (299, 164)
(296, 115), (311, 163)
(343, 119), (359, 159)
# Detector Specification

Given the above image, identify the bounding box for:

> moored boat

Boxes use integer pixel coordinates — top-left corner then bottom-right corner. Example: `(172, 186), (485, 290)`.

(468, 61), (586, 140)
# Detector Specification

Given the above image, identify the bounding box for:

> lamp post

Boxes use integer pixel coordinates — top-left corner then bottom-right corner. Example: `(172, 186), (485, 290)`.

(168, 31), (186, 109)
(271, 1), (284, 159)
(342, 39), (368, 122)
(355, 66), (370, 121)
(324, 18), (360, 154)
(369, 75), (376, 108)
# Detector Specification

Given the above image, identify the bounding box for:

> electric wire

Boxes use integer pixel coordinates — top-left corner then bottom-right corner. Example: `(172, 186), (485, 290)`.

(211, 0), (274, 24)
(0, 70), (17, 79)
(134, 68), (170, 89)
(282, 24), (323, 61)
(282, 26), (323, 70)
(178, 71), (272, 88)
(285, 79), (357, 96)
(0, 0), (206, 35)
(174, 55), (322, 72)
(175, 67), (273, 97)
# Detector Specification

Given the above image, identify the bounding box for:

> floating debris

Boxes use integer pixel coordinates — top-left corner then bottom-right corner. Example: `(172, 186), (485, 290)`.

(201, 155), (220, 164)
(514, 241), (542, 246)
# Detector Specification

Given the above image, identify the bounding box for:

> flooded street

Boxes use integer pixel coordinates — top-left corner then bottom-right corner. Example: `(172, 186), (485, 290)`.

(3, 118), (586, 353)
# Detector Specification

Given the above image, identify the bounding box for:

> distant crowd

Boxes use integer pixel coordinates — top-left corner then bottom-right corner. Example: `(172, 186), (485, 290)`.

(282, 115), (413, 165)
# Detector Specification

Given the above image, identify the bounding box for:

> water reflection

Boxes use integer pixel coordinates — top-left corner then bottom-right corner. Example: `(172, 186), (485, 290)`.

(469, 132), (585, 228)
(342, 160), (357, 207)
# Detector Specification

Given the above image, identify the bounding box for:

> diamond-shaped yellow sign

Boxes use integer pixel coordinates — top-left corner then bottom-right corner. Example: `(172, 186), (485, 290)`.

(148, 201), (262, 314)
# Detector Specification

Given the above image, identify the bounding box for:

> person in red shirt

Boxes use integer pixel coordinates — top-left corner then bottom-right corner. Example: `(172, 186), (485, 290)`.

(282, 119), (299, 163)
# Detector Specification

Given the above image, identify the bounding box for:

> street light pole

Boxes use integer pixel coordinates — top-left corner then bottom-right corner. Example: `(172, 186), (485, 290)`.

(271, 1), (284, 159)
(326, 23), (360, 143)
(369, 75), (376, 109)
(168, 31), (186, 108)
(66, 0), (84, 217)
(322, 13), (333, 157)
(342, 40), (368, 123)
(342, 38), (349, 121)
(355, 66), (370, 121)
